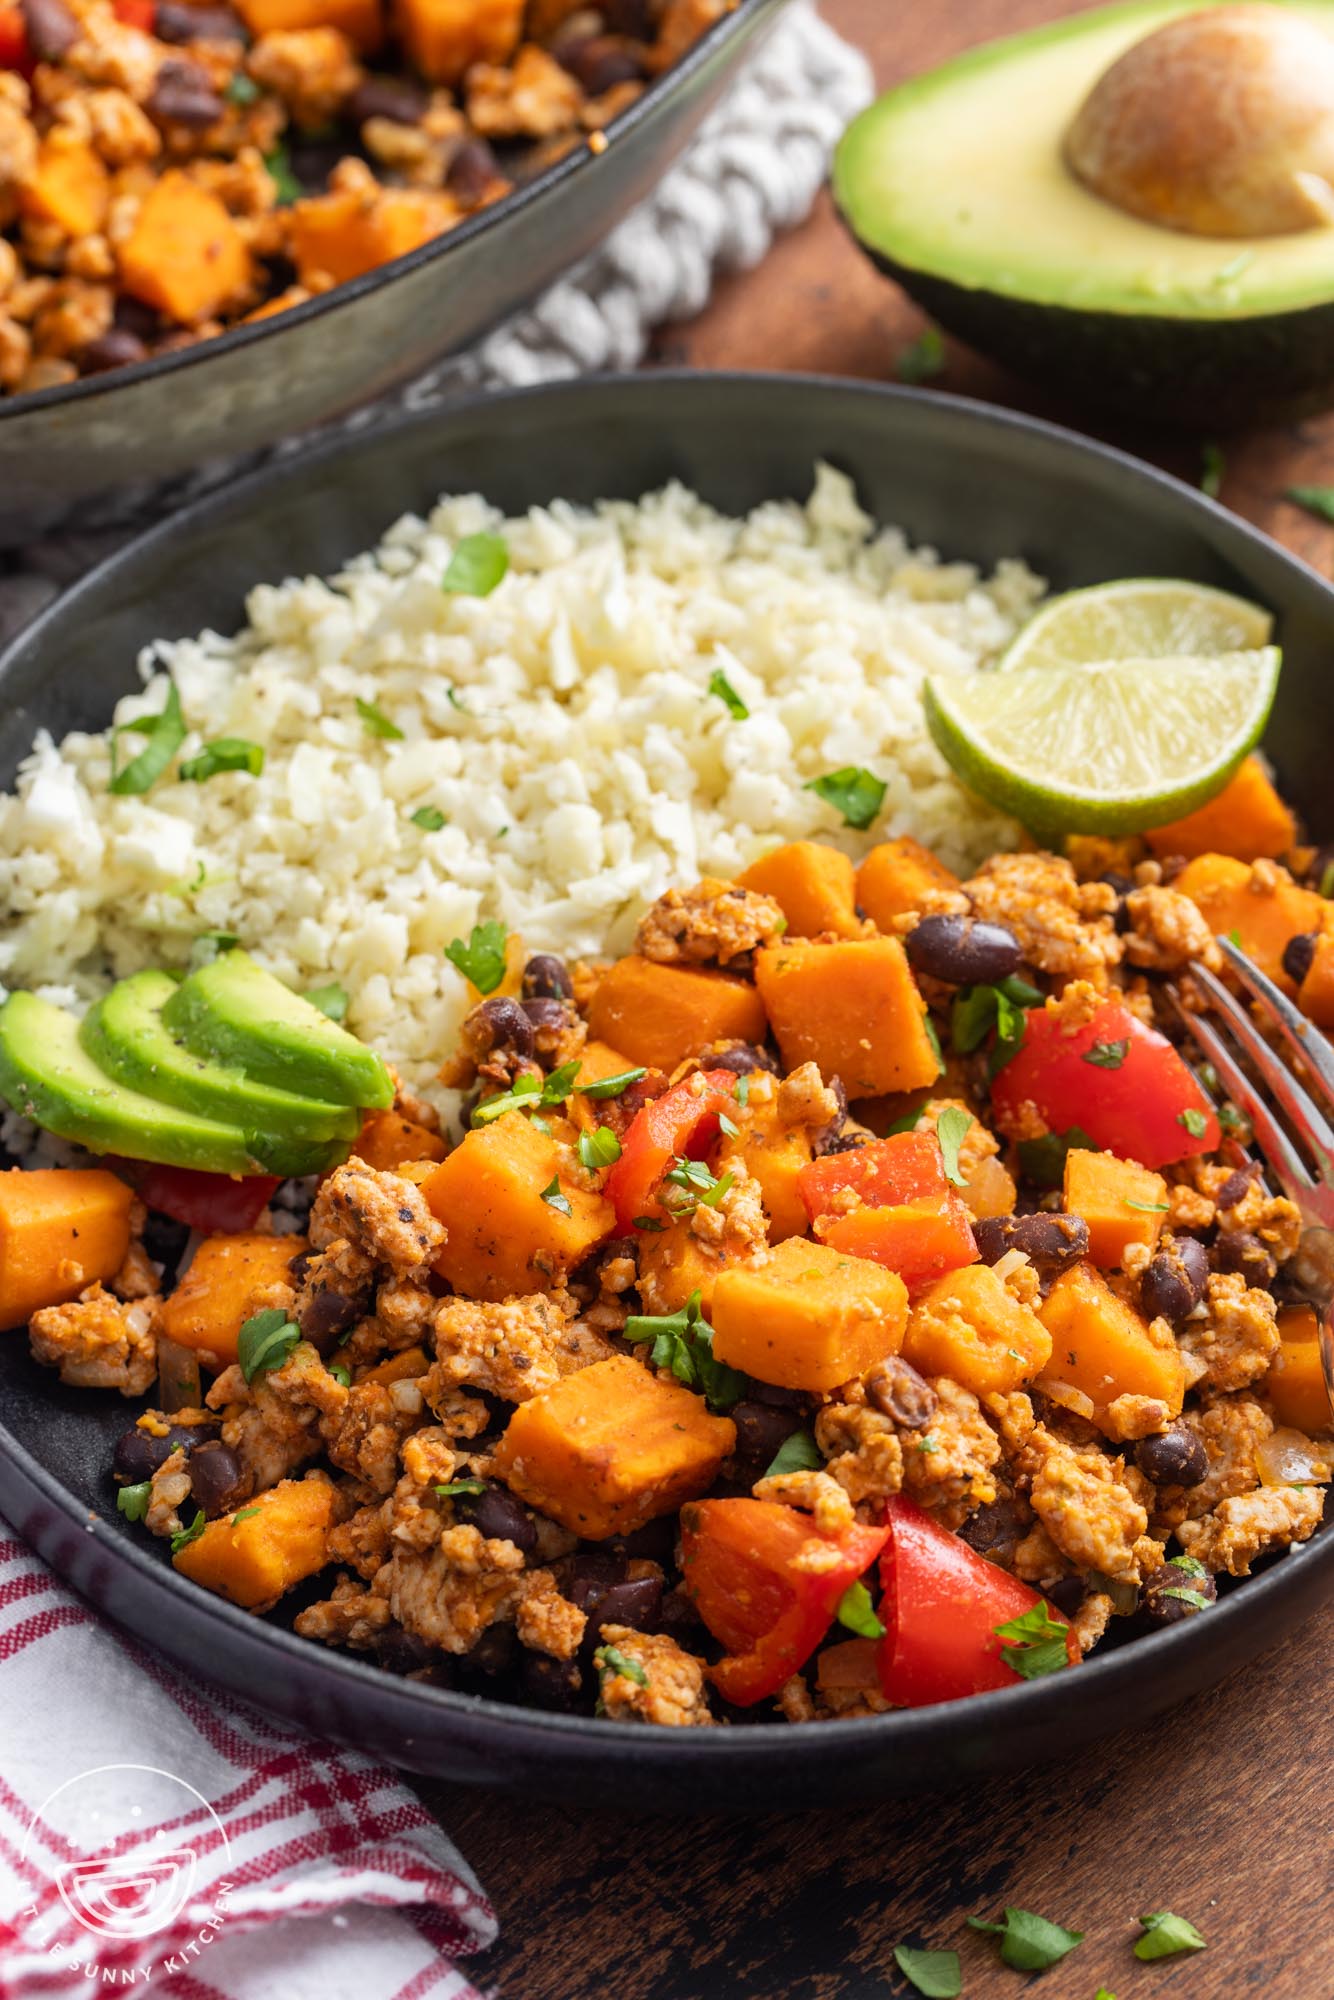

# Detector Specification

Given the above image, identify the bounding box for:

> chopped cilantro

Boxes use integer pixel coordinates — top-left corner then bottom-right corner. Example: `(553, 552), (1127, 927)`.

(804, 766), (886, 831)
(707, 666), (749, 719)
(189, 931), (239, 970)
(410, 806), (447, 830)
(1287, 484), (1334, 524)
(1083, 1037), (1129, 1070)
(578, 1126), (622, 1171)
(1160, 1585), (1211, 1610)
(623, 1289), (746, 1411)
(663, 1156), (733, 1212)
(263, 143), (301, 205)
(578, 1065), (647, 1101)
(1178, 1107), (1208, 1138)
(1200, 442), (1225, 499)
(170, 1509), (207, 1556)
(1125, 1199), (1169, 1212)
(763, 1429), (822, 1478)
(891, 1946), (959, 1999)
(442, 531), (509, 597)
(994, 1602), (1071, 1680)
(1134, 1911), (1206, 1961)
(895, 326), (945, 385)
(1016, 1124), (1096, 1190)
(717, 1110), (740, 1140)
(116, 1481), (151, 1524)
(1217, 1102), (1247, 1132)
(237, 1307), (301, 1384)
(178, 737), (264, 783)
(951, 975), (1040, 1075)
(230, 1506), (262, 1523)
(1321, 859), (1334, 899)
(109, 680), (186, 795)
(327, 1362), (351, 1388)
(472, 1059), (581, 1127)
(539, 1176), (572, 1216)
(434, 1479), (488, 1499)
(935, 1105), (972, 1189)
(967, 1907), (1084, 1971)
(356, 695), (405, 740)
(734, 1075), (751, 1108)
(305, 981), (348, 1022)
(445, 918), (508, 995)
(593, 1642), (648, 1688)
(1169, 1553), (1207, 1577)
(835, 1579), (885, 1639)
(225, 71), (260, 104)
(631, 1215), (666, 1232)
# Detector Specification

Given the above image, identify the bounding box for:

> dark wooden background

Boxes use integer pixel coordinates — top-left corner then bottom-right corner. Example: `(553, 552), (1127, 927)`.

(423, 3), (1334, 1993)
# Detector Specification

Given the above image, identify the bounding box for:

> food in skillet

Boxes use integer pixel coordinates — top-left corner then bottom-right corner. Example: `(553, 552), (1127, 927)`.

(0, 0), (722, 395)
(2, 768), (1331, 1724)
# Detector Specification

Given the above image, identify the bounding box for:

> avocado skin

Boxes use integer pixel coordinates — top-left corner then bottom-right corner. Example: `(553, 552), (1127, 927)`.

(81, 969), (360, 1147)
(853, 242), (1334, 427)
(162, 950), (394, 1111)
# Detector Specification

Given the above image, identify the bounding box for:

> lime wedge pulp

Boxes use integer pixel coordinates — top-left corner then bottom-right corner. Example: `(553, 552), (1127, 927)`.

(925, 647), (1281, 835)
(998, 578), (1274, 674)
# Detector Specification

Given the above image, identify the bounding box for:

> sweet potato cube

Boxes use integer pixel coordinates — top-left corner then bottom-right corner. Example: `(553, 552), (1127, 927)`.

(711, 1237), (908, 1392)
(287, 184), (453, 288)
(234, 0), (382, 48)
(118, 172), (251, 324)
(156, 1231), (307, 1368)
(358, 1344), (430, 1387)
(0, 1168), (133, 1330)
(351, 1109), (448, 1174)
(1266, 1305), (1333, 1434)
(1175, 854), (1328, 993)
(754, 937), (939, 1098)
(903, 1262), (1051, 1398)
(1063, 1149), (1168, 1269)
(856, 837), (960, 931)
(1039, 1260), (1187, 1430)
(393, 0), (523, 81)
(587, 955), (767, 1074)
(636, 1220), (733, 1316)
(21, 135), (109, 238)
(1298, 932), (1334, 1031)
(492, 1352), (734, 1539)
(422, 1111), (613, 1301)
(173, 1474), (333, 1609)
(1146, 756), (1295, 862)
(737, 841), (863, 939)
(717, 1083), (812, 1242)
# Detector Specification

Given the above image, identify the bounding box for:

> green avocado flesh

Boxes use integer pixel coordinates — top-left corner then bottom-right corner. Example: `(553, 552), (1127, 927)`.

(162, 950), (394, 1111)
(80, 969), (360, 1146)
(834, 0), (1334, 322)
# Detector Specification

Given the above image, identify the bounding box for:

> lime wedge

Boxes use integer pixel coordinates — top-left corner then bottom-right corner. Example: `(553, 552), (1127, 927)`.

(925, 647), (1281, 834)
(998, 579), (1273, 673)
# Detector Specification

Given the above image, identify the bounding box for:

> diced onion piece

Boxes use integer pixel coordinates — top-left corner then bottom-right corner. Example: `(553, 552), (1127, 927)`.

(1255, 1426), (1332, 1488)
(157, 1333), (202, 1413)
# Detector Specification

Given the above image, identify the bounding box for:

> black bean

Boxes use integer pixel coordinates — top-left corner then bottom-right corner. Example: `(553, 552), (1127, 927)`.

(1140, 1238), (1209, 1323)
(606, 1515), (676, 1560)
(80, 329), (148, 375)
(521, 996), (567, 1032)
(905, 913), (1021, 987)
(347, 74), (429, 125)
(1100, 872), (1135, 933)
(521, 952), (574, 1002)
(818, 1131), (869, 1155)
(604, 0), (656, 31)
(469, 995), (535, 1062)
(187, 1442), (247, 1516)
(455, 1480), (538, 1555)
(705, 1041), (779, 1077)
(1044, 1575), (1087, 1617)
(460, 1623), (516, 1676)
(1213, 1228), (1277, 1286)
(556, 32), (645, 92)
(748, 1381), (808, 1410)
(300, 1285), (362, 1353)
(811, 1076), (849, 1156)
(147, 61), (224, 127)
(565, 1551), (629, 1611)
(1134, 1426), (1209, 1487)
(375, 1627), (441, 1676)
(113, 1427), (175, 1483)
(866, 1356), (938, 1430)
(521, 1651), (582, 1708)
(22, 0), (78, 59)
(957, 1495), (1028, 1561)
(728, 1400), (803, 1478)
(156, 0), (247, 35)
(656, 1586), (700, 1646)
(445, 135), (502, 204)
(973, 1211), (1089, 1286)
(1283, 931), (1320, 988)
(114, 295), (162, 341)
(1139, 1560), (1216, 1629)
(1215, 1166), (1255, 1211)
(584, 1576), (662, 1645)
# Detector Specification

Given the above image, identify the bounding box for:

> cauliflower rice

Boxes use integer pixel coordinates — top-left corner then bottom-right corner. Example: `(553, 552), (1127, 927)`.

(0, 466), (1037, 1096)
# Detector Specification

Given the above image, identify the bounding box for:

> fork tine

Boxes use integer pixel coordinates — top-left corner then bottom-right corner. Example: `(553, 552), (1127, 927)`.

(1189, 960), (1334, 1163)
(1168, 989), (1315, 1200)
(1217, 934), (1334, 1110)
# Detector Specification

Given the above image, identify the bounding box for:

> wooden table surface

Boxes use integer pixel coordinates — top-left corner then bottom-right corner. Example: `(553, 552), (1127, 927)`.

(422, 5), (1334, 1994)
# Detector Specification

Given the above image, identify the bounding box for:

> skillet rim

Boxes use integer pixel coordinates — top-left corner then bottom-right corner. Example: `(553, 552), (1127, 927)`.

(1, 367), (1330, 1775)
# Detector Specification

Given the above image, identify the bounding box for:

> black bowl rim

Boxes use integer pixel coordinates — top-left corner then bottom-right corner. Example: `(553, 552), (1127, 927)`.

(2, 366), (1332, 1772)
(0, 0), (779, 425)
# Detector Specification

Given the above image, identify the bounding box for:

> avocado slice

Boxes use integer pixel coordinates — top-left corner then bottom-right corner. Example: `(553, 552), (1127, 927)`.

(833, 0), (1334, 423)
(162, 950), (394, 1111)
(81, 970), (361, 1147)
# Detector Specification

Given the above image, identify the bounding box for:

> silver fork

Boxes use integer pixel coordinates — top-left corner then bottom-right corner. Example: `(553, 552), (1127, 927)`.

(1171, 935), (1334, 1422)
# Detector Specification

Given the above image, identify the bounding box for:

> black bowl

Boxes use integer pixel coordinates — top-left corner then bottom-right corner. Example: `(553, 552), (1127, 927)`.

(0, 0), (786, 545)
(1, 372), (1330, 1810)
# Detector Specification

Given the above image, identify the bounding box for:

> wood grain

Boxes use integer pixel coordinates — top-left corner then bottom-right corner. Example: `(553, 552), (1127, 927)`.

(416, 6), (1334, 1994)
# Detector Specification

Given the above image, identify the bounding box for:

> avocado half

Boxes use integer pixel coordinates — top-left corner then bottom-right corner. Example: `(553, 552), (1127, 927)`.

(833, 0), (1334, 425)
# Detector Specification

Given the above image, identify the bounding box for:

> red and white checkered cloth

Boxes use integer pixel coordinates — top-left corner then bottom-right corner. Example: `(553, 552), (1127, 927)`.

(0, 1526), (497, 2000)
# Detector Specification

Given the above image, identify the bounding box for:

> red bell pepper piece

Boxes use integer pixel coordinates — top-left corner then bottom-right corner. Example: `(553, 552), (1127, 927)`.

(603, 1068), (737, 1233)
(136, 1164), (281, 1234)
(798, 1129), (948, 1222)
(0, 5), (31, 71)
(681, 1497), (889, 1706)
(988, 996), (1218, 1171)
(112, 0), (156, 28)
(819, 1195), (977, 1290)
(877, 1495), (1075, 1707)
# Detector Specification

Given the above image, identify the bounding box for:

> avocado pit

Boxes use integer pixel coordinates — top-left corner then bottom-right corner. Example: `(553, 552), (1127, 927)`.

(1065, 4), (1334, 237)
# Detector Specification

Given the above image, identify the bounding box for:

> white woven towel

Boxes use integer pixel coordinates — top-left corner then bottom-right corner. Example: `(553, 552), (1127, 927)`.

(0, 1), (872, 636)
